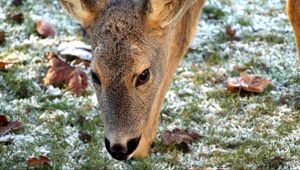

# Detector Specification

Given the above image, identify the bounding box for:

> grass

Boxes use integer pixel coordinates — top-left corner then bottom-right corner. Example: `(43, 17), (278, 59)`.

(0, 67), (41, 99)
(0, 0), (300, 169)
(202, 5), (226, 20)
(236, 16), (252, 27)
(243, 33), (286, 44)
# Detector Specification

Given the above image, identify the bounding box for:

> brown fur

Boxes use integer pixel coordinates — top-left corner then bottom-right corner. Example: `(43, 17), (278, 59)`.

(59, 0), (300, 159)
(59, 0), (110, 29)
(60, 0), (204, 159)
(287, 0), (300, 67)
(134, 1), (205, 157)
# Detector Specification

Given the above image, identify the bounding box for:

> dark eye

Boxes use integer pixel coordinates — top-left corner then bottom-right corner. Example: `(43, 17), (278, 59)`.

(136, 69), (150, 87)
(91, 71), (101, 85)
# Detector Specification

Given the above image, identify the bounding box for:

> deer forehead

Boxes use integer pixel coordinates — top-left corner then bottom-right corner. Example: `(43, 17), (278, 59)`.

(92, 40), (149, 69)
(90, 3), (148, 66)
(92, 1), (145, 37)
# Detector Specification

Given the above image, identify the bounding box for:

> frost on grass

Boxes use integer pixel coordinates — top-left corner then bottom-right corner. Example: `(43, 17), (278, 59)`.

(0, 0), (300, 169)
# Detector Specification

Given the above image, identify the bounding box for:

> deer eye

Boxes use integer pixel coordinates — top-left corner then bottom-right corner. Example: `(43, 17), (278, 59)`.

(136, 69), (150, 87)
(91, 71), (101, 85)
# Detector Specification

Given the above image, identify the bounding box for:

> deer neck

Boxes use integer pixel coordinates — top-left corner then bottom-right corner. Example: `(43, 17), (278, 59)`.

(142, 0), (205, 141)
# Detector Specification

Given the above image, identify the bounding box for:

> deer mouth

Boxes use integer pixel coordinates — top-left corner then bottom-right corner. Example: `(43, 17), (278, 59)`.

(110, 151), (130, 161)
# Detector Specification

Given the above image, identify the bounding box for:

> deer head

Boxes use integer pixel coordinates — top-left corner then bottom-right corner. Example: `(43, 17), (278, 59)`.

(59, 0), (198, 160)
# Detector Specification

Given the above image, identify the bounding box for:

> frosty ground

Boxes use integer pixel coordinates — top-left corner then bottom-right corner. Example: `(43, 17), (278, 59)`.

(0, 0), (299, 169)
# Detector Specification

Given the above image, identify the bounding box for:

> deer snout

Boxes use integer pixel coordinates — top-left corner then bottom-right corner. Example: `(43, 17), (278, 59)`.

(104, 136), (141, 160)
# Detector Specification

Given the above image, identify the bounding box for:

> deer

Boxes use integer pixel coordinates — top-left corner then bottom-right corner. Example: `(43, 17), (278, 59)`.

(59, 0), (300, 161)
(59, 0), (204, 160)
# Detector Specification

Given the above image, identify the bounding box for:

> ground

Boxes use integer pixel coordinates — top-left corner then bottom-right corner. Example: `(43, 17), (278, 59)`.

(0, 0), (299, 169)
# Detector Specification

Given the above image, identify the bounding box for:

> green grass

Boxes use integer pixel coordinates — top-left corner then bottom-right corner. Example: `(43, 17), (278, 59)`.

(0, 67), (41, 99)
(203, 5), (226, 20)
(277, 112), (300, 136)
(243, 33), (286, 44)
(236, 16), (252, 26)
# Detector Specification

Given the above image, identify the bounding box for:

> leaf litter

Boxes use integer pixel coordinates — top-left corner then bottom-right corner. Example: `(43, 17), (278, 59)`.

(43, 52), (88, 96)
(36, 20), (56, 39)
(27, 155), (51, 169)
(160, 128), (201, 152)
(227, 72), (272, 93)
(0, 115), (21, 136)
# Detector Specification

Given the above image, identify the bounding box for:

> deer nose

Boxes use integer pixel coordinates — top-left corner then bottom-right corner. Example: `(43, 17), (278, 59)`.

(104, 136), (141, 160)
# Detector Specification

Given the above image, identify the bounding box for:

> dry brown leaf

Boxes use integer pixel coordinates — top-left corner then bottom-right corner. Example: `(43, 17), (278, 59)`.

(58, 41), (92, 67)
(227, 72), (271, 93)
(0, 115), (9, 126)
(266, 156), (289, 169)
(0, 30), (5, 45)
(12, 0), (23, 6)
(0, 115), (22, 136)
(36, 20), (55, 39)
(11, 13), (24, 24)
(225, 25), (240, 41)
(0, 60), (18, 70)
(79, 131), (92, 143)
(0, 62), (10, 70)
(74, 59), (90, 67)
(43, 52), (88, 96)
(160, 128), (200, 152)
(68, 69), (88, 95)
(226, 25), (236, 38)
(27, 155), (51, 168)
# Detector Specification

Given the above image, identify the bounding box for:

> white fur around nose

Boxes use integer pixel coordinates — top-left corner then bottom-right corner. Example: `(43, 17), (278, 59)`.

(107, 134), (129, 147)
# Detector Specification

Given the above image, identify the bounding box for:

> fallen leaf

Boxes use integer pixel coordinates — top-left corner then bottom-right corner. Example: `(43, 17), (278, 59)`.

(227, 72), (271, 93)
(43, 52), (88, 96)
(160, 128), (200, 152)
(266, 156), (289, 169)
(79, 131), (92, 143)
(36, 20), (55, 39)
(226, 25), (236, 38)
(11, 13), (24, 24)
(58, 41), (92, 67)
(58, 41), (92, 59)
(0, 60), (19, 70)
(73, 59), (90, 67)
(27, 155), (51, 168)
(12, 0), (23, 6)
(0, 115), (21, 136)
(0, 115), (9, 126)
(225, 25), (240, 41)
(68, 69), (88, 95)
(0, 30), (5, 45)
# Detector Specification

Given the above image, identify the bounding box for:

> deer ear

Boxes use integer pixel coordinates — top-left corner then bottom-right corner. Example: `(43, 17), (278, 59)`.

(59, 0), (106, 29)
(147, 0), (198, 28)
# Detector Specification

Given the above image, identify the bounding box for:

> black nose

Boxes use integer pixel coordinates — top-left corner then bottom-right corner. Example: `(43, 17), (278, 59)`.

(105, 136), (141, 160)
